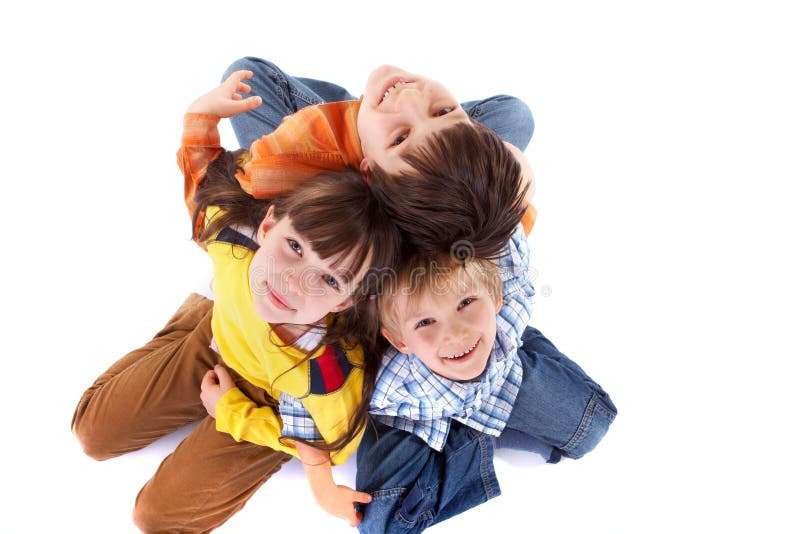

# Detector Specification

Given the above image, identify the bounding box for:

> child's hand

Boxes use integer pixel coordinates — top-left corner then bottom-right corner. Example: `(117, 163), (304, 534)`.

(315, 483), (372, 527)
(187, 70), (262, 118)
(200, 364), (236, 418)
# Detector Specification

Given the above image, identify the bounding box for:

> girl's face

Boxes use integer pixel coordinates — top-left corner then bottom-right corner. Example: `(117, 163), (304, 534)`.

(248, 206), (365, 326)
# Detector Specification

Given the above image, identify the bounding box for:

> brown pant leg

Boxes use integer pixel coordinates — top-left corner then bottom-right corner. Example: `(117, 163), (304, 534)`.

(133, 417), (292, 533)
(72, 293), (220, 460)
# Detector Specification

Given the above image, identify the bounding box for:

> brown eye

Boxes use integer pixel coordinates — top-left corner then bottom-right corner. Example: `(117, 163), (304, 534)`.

(435, 107), (454, 117)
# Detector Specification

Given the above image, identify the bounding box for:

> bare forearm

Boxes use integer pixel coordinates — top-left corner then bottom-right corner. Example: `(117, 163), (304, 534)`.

(296, 441), (335, 500)
(295, 441), (372, 526)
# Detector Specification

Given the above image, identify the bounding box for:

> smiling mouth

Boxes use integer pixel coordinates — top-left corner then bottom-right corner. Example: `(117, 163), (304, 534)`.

(443, 338), (480, 361)
(379, 77), (410, 105)
(267, 285), (294, 311)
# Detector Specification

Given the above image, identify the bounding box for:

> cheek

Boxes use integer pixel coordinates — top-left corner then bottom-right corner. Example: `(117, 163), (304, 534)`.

(359, 133), (383, 164)
(249, 251), (269, 282)
(410, 328), (438, 350)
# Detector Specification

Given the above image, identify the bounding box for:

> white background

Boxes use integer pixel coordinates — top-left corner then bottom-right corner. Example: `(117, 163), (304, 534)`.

(1, 1), (798, 532)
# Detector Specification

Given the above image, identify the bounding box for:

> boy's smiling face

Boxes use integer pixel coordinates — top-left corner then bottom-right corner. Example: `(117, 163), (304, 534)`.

(382, 269), (502, 382)
(357, 65), (473, 175)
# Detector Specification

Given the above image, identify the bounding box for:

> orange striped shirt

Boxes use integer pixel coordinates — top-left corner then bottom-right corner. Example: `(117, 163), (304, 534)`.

(177, 100), (535, 242)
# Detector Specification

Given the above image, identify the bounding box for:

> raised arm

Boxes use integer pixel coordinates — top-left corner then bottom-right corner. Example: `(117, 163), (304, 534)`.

(177, 70), (263, 244)
(186, 70), (262, 117)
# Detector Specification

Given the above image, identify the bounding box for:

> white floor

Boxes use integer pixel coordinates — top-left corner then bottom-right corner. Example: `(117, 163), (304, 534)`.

(2, 1), (799, 533)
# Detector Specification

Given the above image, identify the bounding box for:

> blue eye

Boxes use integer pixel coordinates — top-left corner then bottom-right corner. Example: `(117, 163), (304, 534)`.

(393, 133), (409, 146)
(324, 274), (340, 290)
(415, 318), (434, 329)
(435, 107), (454, 117)
(288, 239), (302, 255)
(457, 298), (474, 310)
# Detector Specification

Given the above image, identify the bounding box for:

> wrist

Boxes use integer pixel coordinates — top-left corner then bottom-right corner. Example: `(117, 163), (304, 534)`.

(186, 98), (215, 116)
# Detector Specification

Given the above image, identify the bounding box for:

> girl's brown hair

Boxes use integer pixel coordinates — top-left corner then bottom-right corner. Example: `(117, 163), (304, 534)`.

(193, 149), (400, 453)
(370, 121), (528, 261)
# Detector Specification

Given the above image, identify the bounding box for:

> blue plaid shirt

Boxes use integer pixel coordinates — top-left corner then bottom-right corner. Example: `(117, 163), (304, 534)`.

(279, 393), (324, 442)
(369, 225), (534, 451)
(278, 226), (534, 447)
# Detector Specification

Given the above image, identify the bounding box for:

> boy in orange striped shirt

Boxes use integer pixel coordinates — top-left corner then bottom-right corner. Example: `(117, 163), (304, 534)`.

(216, 57), (537, 258)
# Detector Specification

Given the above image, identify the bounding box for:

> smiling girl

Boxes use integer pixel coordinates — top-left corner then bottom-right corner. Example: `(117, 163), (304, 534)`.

(71, 71), (400, 532)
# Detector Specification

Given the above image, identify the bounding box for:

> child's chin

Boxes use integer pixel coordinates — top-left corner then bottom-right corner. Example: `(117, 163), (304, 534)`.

(443, 363), (487, 382)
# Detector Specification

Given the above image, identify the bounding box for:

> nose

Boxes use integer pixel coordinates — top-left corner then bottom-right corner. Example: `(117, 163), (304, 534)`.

(442, 320), (469, 344)
(394, 88), (427, 120)
(280, 267), (303, 296)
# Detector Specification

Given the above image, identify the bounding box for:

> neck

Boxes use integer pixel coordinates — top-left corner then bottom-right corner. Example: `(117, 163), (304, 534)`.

(271, 322), (317, 342)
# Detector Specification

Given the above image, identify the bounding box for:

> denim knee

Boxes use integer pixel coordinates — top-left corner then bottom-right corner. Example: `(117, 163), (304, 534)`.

(468, 94), (535, 151)
(560, 390), (617, 459)
(509, 327), (617, 459)
(222, 56), (281, 82)
(495, 95), (534, 146)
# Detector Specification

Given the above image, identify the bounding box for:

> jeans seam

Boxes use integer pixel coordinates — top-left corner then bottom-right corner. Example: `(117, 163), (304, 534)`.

(478, 433), (499, 499)
(371, 487), (406, 498)
(290, 87), (323, 106)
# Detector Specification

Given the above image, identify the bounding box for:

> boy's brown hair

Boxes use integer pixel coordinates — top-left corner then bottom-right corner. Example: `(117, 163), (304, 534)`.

(369, 121), (528, 261)
(379, 252), (503, 340)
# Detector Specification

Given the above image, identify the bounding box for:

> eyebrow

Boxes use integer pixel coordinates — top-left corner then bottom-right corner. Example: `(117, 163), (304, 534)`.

(398, 111), (470, 157)
(337, 269), (354, 285)
(295, 233), (358, 288)
(404, 313), (432, 327)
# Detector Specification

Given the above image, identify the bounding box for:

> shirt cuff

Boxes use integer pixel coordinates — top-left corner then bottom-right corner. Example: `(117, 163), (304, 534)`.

(278, 392), (324, 442)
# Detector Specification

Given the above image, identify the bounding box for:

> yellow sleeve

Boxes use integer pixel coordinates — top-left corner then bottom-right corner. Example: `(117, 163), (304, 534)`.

(214, 388), (298, 458)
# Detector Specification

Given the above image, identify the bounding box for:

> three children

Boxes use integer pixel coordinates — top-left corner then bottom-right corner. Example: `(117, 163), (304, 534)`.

(73, 57), (616, 532)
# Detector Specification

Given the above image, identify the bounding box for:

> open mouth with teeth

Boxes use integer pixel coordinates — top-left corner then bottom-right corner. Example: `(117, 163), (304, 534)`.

(379, 78), (410, 105)
(443, 338), (480, 361)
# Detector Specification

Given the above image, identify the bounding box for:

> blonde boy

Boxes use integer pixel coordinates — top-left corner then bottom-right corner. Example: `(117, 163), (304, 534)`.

(356, 226), (617, 533)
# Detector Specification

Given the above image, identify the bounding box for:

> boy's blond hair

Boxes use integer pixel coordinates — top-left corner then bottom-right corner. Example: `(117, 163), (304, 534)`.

(379, 253), (503, 339)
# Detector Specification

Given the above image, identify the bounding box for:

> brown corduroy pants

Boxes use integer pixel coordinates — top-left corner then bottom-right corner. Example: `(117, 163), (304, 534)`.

(71, 293), (292, 533)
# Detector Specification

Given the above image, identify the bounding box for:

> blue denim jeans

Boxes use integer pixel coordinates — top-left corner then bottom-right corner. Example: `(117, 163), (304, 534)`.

(356, 326), (617, 533)
(222, 57), (535, 151)
(356, 420), (499, 534)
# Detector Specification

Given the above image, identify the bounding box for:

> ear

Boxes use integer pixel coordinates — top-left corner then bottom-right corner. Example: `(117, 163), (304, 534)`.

(257, 205), (276, 244)
(495, 294), (503, 314)
(381, 327), (409, 354)
(359, 158), (372, 182)
(331, 295), (354, 313)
